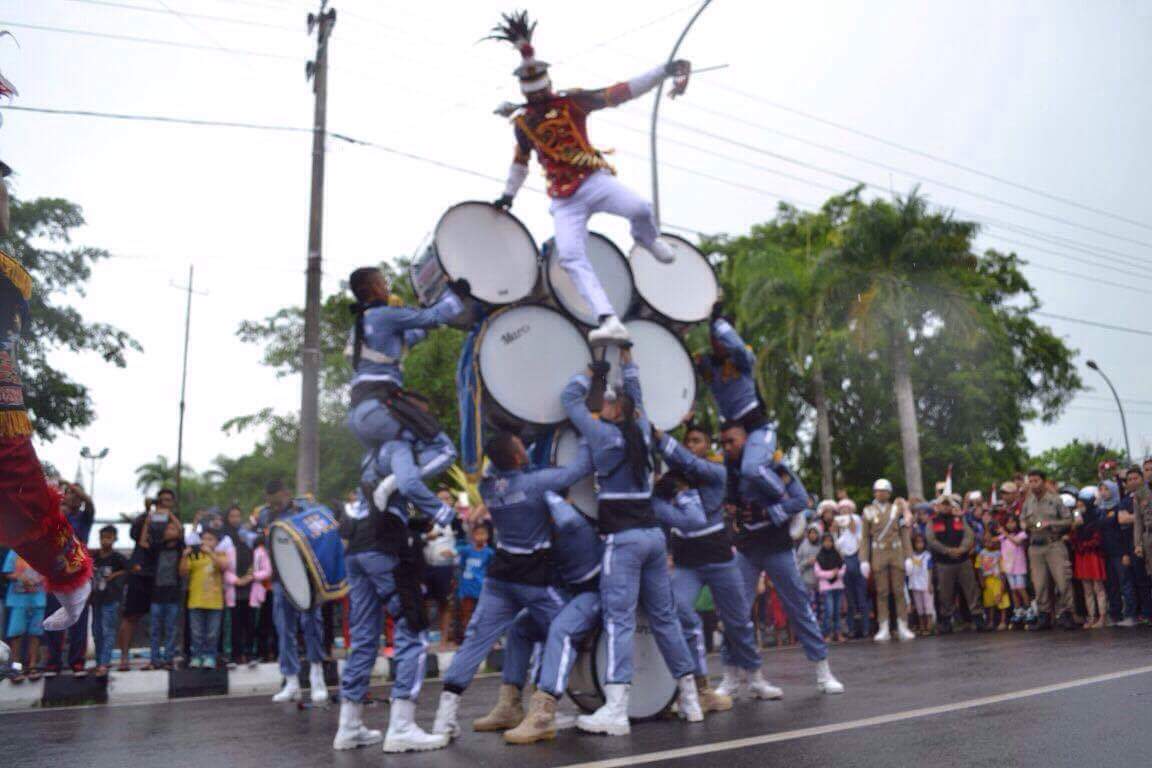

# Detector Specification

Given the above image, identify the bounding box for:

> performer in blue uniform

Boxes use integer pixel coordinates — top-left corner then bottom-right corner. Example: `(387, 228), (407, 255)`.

(561, 349), (702, 736)
(696, 310), (773, 443)
(432, 432), (593, 740)
(719, 421), (845, 697)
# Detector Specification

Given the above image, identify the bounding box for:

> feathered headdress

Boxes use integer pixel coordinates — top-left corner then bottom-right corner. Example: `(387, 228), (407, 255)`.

(484, 10), (551, 95)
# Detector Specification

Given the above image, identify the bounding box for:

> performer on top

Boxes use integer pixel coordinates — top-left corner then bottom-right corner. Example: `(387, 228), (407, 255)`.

(696, 304), (774, 442)
(486, 10), (691, 345)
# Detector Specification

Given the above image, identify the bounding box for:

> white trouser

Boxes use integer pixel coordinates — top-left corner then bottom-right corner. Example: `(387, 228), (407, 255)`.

(550, 170), (660, 319)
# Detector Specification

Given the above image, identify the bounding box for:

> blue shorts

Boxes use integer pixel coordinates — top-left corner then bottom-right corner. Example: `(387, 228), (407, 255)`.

(1006, 574), (1026, 590)
(7, 605), (45, 637)
(424, 565), (456, 603)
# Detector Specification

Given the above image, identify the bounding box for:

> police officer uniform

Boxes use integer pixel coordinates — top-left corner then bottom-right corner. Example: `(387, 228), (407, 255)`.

(1021, 489), (1075, 628)
(861, 489), (914, 642)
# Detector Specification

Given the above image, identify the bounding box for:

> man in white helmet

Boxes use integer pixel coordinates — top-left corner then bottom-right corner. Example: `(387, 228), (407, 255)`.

(861, 479), (915, 642)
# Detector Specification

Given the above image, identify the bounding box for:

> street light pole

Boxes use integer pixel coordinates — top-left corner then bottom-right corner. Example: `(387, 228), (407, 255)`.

(1087, 360), (1132, 462)
(79, 446), (109, 498)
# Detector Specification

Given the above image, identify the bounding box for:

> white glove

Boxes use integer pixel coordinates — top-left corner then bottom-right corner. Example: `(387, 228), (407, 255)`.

(43, 581), (92, 632)
(373, 474), (398, 511)
(859, 561), (872, 580)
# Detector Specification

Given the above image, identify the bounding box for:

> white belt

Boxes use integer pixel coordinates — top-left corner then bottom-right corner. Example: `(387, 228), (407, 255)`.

(671, 522), (726, 539)
(599, 491), (652, 501)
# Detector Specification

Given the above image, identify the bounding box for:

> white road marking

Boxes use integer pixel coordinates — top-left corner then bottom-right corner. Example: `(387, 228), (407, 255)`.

(556, 665), (1152, 768)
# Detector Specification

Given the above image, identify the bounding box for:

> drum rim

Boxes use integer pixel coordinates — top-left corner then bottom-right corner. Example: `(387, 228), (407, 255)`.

(430, 200), (540, 307)
(543, 231), (635, 327)
(268, 514), (349, 611)
(476, 303), (592, 428)
(546, 425), (600, 520)
(619, 317), (698, 429)
(585, 620), (678, 721)
(631, 232), (718, 325)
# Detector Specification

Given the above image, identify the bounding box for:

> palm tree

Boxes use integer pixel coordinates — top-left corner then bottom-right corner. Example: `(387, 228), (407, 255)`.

(836, 190), (983, 499)
(134, 455), (192, 495)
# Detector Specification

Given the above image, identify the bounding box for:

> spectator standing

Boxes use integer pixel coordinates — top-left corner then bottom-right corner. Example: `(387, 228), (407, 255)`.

(248, 529), (277, 662)
(833, 498), (869, 639)
(455, 524), (493, 642)
(861, 485), (915, 642)
(118, 489), (177, 671)
(43, 482), (96, 675)
(795, 523), (822, 618)
(1105, 472), (1140, 627)
(904, 534), (934, 635)
(146, 518), (184, 669)
(1127, 466), (1152, 624)
(978, 530), (1010, 630)
(1021, 469), (1076, 631)
(926, 495), (985, 633)
(1072, 488), (1108, 629)
(814, 532), (846, 642)
(181, 529), (228, 669)
(998, 515), (1031, 628)
(90, 526), (128, 676)
(3, 550), (45, 682)
(224, 506), (258, 664)
(423, 517), (458, 652)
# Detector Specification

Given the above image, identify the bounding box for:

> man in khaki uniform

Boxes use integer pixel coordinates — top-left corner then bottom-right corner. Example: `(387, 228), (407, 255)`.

(861, 479), (914, 642)
(1020, 469), (1075, 631)
(1129, 466), (1152, 573)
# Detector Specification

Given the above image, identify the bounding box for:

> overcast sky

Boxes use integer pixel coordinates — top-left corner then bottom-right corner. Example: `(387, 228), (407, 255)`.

(3, 0), (1150, 516)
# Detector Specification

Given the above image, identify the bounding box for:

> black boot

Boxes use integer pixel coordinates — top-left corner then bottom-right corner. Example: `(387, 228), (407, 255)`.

(1057, 612), (1078, 631)
(937, 617), (954, 635)
(1028, 613), (1053, 632)
(973, 614), (990, 633)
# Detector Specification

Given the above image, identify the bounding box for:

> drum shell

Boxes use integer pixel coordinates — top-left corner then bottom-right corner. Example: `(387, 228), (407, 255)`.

(268, 507), (348, 612)
(629, 233), (719, 333)
(408, 244), (481, 330)
(548, 426), (599, 520)
(541, 232), (636, 327)
(602, 319), (697, 432)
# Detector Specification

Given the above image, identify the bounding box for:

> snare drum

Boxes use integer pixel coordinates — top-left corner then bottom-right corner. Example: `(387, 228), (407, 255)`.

(409, 202), (539, 328)
(549, 426), (598, 520)
(629, 234), (719, 330)
(476, 304), (591, 429)
(603, 319), (696, 431)
(269, 503), (348, 611)
(566, 609), (678, 721)
(542, 232), (634, 327)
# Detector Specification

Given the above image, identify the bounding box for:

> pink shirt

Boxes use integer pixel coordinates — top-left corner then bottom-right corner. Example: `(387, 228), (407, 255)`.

(225, 546), (273, 607)
(998, 531), (1028, 575)
(814, 562), (846, 592)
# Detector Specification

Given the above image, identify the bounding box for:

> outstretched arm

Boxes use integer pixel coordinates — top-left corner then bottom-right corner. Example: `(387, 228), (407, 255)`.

(545, 491), (591, 534)
(574, 61), (688, 111)
(562, 373), (615, 444)
(657, 434), (726, 490)
(534, 442), (595, 493)
(653, 492), (708, 531)
(710, 318), (755, 374)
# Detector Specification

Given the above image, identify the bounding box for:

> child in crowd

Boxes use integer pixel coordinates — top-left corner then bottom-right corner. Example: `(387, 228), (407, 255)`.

(796, 523), (823, 619)
(1074, 488), (1109, 629)
(998, 515), (1029, 627)
(904, 533), (934, 635)
(814, 532), (846, 643)
(455, 523), (493, 639)
(181, 528), (229, 669)
(767, 578), (791, 647)
(3, 550), (46, 683)
(145, 518), (184, 670)
(91, 525), (128, 676)
(978, 530), (1010, 630)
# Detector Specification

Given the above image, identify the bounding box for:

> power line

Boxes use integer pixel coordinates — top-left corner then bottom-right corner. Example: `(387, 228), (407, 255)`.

(1033, 311), (1152, 338)
(59, 0), (300, 32)
(0, 104), (312, 134)
(0, 20), (300, 59)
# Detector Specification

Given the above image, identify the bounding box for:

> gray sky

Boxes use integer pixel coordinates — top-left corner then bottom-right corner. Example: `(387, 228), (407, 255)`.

(3, 0), (1151, 515)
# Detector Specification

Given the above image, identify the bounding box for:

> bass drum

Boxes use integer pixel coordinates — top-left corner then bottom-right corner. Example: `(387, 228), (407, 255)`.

(476, 305), (591, 430)
(542, 232), (635, 327)
(603, 319), (696, 431)
(629, 234), (719, 331)
(549, 426), (598, 520)
(566, 609), (678, 721)
(268, 504), (348, 611)
(409, 202), (539, 328)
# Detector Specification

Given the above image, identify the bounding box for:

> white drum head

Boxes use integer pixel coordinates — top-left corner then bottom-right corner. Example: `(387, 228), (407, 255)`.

(478, 306), (591, 425)
(435, 202), (539, 305)
(629, 235), (718, 324)
(604, 320), (696, 431)
(546, 233), (634, 326)
(271, 525), (313, 611)
(550, 427), (598, 520)
(593, 609), (677, 720)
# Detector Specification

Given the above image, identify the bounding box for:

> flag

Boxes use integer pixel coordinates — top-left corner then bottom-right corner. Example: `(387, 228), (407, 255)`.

(943, 464), (953, 497)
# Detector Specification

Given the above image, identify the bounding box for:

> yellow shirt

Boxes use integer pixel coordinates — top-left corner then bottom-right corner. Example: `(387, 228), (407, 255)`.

(186, 553), (224, 610)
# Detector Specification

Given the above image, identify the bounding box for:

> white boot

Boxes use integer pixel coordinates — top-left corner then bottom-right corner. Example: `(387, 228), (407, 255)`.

(333, 701), (384, 750)
(747, 669), (784, 700)
(576, 683), (631, 736)
(431, 691), (461, 739)
(384, 698), (449, 753)
(676, 675), (704, 722)
(713, 666), (745, 699)
(896, 618), (916, 641)
(588, 315), (630, 344)
(647, 238), (677, 264)
(272, 677), (301, 703)
(43, 582), (92, 631)
(0, 639), (9, 664)
(310, 663), (329, 704)
(554, 710), (579, 730)
(815, 660), (845, 695)
(873, 623), (891, 642)
(373, 474), (398, 511)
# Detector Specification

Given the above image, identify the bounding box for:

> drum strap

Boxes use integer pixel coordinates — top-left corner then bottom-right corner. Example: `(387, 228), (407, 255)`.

(349, 382), (444, 443)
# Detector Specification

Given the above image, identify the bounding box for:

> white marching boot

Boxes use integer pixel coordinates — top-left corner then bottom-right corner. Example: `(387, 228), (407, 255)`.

(333, 701), (383, 750)
(43, 582), (91, 632)
(384, 698), (449, 753)
(815, 659), (845, 695)
(272, 677), (301, 703)
(747, 669), (784, 700)
(896, 618), (916, 641)
(873, 623), (891, 642)
(431, 691), (462, 739)
(576, 683), (631, 736)
(713, 665), (745, 699)
(676, 675), (704, 722)
(647, 238), (677, 264)
(0, 639), (9, 664)
(588, 315), (630, 345)
(310, 663), (329, 705)
(372, 474), (398, 511)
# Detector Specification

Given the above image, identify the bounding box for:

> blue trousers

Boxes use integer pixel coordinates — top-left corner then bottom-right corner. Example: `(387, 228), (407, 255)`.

(1106, 555), (1135, 621)
(189, 608), (223, 663)
(734, 548), (827, 662)
(671, 560), (760, 675)
(272, 584), (325, 677)
(442, 577), (565, 694)
(360, 439), (452, 522)
(341, 551), (429, 702)
(92, 602), (120, 666)
(842, 553), (870, 636)
(821, 590), (844, 637)
(506, 590), (602, 696)
(150, 601), (180, 663)
(601, 527), (695, 684)
(347, 399), (403, 452)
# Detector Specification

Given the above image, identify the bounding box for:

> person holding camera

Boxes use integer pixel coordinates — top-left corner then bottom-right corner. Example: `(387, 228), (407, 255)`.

(116, 489), (179, 671)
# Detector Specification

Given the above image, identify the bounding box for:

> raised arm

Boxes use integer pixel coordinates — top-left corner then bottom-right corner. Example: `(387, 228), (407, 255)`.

(389, 294), (465, 332)
(619, 358), (644, 412)
(562, 372), (615, 444)
(710, 318), (756, 374)
(657, 434), (726, 490)
(572, 61), (689, 112)
(495, 130), (532, 209)
(653, 490), (708, 532)
(545, 490), (591, 533)
(535, 441), (594, 493)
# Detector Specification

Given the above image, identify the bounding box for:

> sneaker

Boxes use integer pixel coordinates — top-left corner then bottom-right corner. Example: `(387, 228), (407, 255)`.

(1116, 617), (1138, 628)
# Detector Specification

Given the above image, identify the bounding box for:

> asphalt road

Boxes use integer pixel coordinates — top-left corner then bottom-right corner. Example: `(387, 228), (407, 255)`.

(4, 629), (1151, 768)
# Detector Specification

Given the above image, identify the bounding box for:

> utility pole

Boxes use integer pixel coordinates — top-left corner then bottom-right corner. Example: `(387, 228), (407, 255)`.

(298, 0), (336, 498)
(172, 265), (206, 514)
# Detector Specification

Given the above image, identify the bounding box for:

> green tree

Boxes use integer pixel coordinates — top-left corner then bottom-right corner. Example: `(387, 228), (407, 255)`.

(1029, 440), (1122, 487)
(134, 454), (191, 495)
(1, 197), (142, 439)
